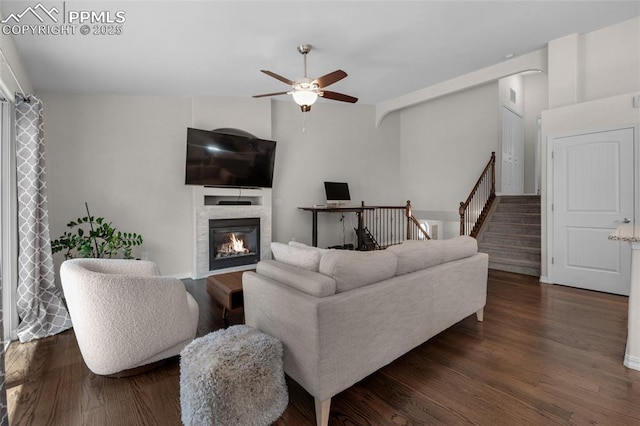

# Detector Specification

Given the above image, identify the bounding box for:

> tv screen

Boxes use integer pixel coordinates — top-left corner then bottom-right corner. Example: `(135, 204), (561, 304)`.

(185, 128), (276, 188)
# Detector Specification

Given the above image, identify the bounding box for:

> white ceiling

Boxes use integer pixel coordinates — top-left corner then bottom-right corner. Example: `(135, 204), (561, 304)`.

(3, 1), (639, 105)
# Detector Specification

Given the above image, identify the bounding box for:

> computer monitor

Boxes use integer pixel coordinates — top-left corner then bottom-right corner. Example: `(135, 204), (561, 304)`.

(324, 182), (351, 205)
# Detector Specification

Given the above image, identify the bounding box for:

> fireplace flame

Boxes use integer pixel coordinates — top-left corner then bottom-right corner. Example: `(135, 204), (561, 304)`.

(217, 232), (250, 256)
(230, 233), (248, 253)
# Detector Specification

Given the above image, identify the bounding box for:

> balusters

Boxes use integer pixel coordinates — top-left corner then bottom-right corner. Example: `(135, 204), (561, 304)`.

(459, 152), (496, 237)
(360, 201), (428, 248)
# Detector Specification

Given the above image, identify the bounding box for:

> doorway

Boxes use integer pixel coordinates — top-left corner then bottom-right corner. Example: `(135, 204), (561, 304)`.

(501, 106), (524, 195)
(550, 127), (635, 295)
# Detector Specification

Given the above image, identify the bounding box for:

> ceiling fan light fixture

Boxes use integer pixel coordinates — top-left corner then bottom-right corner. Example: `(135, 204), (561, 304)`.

(254, 44), (356, 114)
(292, 89), (318, 106)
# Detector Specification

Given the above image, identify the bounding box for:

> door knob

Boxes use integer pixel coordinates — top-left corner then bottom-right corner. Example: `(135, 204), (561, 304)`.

(617, 218), (632, 224)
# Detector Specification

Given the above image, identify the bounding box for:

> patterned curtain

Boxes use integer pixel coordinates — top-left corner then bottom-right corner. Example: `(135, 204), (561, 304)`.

(15, 94), (71, 343)
(0, 98), (8, 425)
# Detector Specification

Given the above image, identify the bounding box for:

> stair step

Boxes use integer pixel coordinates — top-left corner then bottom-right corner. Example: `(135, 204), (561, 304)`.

(474, 195), (542, 274)
(492, 212), (541, 224)
(482, 232), (540, 248)
(489, 263), (541, 277)
(495, 203), (540, 213)
(489, 255), (540, 268)
(486, 222), (540, 235)
(499, 196), (541, 204)
(479, 242), (541, 255)
(481, 248), (540, 263)
(489, 256), (541, 277)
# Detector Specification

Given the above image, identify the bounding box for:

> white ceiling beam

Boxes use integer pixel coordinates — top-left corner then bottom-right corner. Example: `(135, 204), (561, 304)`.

(375, 48), (548, 127)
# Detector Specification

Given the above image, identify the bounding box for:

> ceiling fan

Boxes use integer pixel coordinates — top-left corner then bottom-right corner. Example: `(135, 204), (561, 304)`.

(253, 44), (358, 112)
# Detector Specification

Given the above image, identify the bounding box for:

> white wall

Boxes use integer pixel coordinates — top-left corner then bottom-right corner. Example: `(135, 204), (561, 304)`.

(39, 17), (640, 280)
(399, 82), (499, 238)
(497, 74), (525, 194)
(192, 96), (271, 139)
(41, 93), (271, 278)
(0, 22), (33, 97)
(271, 100), (402, 248)
(548, 17), (640, 109)
(40, 92), (399, 274)
(42, 92), (194, 277)
(498, 74), (524, 116)
(523, 72), (548, 194)
(541, 17), (640, 279)
(580, 17), (640, 102)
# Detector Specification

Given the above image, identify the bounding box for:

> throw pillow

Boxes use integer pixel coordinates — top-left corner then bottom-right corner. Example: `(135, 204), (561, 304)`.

(271, 242), (323, 272)
(288, 241), (332, 254)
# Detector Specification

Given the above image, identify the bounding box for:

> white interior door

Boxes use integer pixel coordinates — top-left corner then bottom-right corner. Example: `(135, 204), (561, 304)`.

(552, 127), (634, 295)
(501, 107), (524, 195)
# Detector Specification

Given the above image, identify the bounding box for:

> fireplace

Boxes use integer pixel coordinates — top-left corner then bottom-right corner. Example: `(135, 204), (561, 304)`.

(209, 218), (260, 271)
(193, 186), (271, 279)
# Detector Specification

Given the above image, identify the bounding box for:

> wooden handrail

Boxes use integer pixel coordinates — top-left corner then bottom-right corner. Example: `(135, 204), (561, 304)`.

(360, 201), (407, 210)
(405, 200), (430, 240)
(459, 152), (496, 237)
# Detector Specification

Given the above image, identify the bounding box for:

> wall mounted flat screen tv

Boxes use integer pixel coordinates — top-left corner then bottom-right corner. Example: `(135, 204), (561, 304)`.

(185, 128), (276, 188)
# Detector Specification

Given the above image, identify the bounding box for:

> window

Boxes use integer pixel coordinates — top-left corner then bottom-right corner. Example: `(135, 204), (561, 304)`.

(1, 99), (17, 342)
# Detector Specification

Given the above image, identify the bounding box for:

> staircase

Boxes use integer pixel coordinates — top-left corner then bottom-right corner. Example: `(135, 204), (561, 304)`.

(477, 195), (541, 276)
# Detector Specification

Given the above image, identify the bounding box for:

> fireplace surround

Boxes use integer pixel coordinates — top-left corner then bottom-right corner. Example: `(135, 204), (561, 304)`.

(193, 186), (271, 279)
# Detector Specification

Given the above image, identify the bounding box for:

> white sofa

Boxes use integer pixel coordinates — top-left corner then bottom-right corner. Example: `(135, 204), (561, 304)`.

(243, 236), (488, 425)
(60, 258), (199, 376)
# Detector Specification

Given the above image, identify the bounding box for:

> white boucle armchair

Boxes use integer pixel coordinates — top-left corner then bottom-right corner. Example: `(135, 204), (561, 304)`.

(60, 258), (199, 376)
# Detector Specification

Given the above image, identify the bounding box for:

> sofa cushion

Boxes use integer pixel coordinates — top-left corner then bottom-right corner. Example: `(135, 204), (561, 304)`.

(442, 236), (478, 263)
(271, 242), (323, 272)
(256, 260), (336, 297)
(387, 236), (477, 275)
(319, 250), (397, 293)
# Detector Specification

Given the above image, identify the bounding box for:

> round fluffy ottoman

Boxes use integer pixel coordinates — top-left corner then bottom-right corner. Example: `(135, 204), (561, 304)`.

(180, 325), (288, 426)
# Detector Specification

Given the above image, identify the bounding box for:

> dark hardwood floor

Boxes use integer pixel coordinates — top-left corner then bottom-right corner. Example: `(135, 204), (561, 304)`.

(6, 270), (640, 425)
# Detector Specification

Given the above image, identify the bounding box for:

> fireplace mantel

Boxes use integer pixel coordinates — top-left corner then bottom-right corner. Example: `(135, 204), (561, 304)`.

(192, 186), (272, 279)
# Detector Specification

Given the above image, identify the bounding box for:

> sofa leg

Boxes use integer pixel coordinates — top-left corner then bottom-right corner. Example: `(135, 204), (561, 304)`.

(314, 397), (331, 426)
(476, 308), (484, 322)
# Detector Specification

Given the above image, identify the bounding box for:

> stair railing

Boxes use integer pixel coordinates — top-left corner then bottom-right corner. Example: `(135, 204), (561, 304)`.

(361, 200), (430, 249)
(459, 152), (496, 237)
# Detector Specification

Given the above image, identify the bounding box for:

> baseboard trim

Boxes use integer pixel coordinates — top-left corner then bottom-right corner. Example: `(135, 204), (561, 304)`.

(624, 353), (640, 371)
(169, 272), (192, 280)
(539, 276), (551, 284)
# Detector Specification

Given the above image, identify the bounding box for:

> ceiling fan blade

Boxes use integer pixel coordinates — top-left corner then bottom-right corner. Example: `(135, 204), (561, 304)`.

(320, 90), (358, 103)
(260, 70), (294, 86)
(252, 91), (289, 98)
(315, 70), (347, 88)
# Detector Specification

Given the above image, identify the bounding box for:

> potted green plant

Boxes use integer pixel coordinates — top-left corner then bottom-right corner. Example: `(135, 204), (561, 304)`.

(51, 202), (143, 259)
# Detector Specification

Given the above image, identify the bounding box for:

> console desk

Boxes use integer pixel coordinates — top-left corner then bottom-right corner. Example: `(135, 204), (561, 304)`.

(298, 205), (374, 250)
